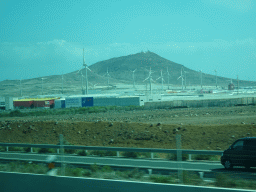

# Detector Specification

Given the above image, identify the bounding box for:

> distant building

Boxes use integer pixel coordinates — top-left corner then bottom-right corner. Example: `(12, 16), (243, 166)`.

(228, 83), (235, 90)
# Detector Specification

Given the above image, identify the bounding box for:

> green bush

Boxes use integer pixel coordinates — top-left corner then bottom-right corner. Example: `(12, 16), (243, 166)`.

(128, 168), (143, 179)
(105, 151), (117, 156)
(0, 146), (6, 152)
(90, 150), (106, 157)
(24, 147), (31, 153)
(77, 150), (87, 156)
(168, 153), (189, 161)
(9, 110), (24, 117)
(8, 147), (24, 152)
(194, 155), (211, 160)
(38, 148), (55, 154)
(83, 169), (92, 177)
(183, 171), (201, 184)
(150, 175), (173, 183)
(90, 163), (99, 172)
(123, 151), (139, 158)
(72, 168), (83, 177)
(101, 165), (112, 173)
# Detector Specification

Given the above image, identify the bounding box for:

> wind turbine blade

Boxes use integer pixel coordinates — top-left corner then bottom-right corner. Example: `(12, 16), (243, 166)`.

(143, 77), (149, 82)
(86, 67), (92, 72)
(156, 77), (161, 80)
(177, 76), (181, 80)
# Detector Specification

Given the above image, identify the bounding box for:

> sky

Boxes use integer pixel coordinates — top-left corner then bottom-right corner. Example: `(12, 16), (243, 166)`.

(0, 0), (255, 81)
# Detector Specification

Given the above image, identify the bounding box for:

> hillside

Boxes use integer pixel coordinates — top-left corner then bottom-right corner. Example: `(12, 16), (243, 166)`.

(0, 51), (255, 97)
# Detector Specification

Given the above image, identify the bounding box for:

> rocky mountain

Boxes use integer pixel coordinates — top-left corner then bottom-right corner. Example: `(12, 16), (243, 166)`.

(0, 51), (255, 97)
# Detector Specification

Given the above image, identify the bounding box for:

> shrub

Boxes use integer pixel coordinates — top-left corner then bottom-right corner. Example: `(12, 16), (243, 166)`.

(83, 169), (92, 177)
(9, 110), (24, 117)
(215, 173), (232, 188)
(123, 151), (139, 158)
(90, 150), (106, 157)
(72, 168), (83, 177)
(168, 153), (189, 161)
(101, 165), (112, 173)
(8, 147), (24, 152)
(77, 150), (87, 156)
(24, 147), (31, 153)
(105, 151), (117, 156)
(38, 148), (54, 154)
(0, 146), (6, 152)
(90, 163), (99, 172)
(194, 155), (211, 160)
(150, 175), (172, 183)
(183, 171), (201, 184)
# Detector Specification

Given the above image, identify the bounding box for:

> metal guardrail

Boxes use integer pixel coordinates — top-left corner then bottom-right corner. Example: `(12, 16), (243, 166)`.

(0, 143), (223, 157)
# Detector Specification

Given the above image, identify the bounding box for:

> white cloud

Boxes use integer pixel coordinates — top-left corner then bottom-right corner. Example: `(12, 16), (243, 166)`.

(208, 0), (253, 12)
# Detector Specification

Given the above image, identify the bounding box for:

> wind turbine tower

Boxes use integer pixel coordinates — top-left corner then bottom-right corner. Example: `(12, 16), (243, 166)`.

(61, 74), (64, 94)
(143, 67), (154, 95)
(132, 69), (137, 88)
(214, 70), (217, 88)
(106, 68), (111, 87)
(167, 67), (170, 89)
(184, 71), (189, 89)
(82, 48), (92, 95)
(41, 78), (46, 95)
(156, 70), (164, 92)
(177, 67), (184, 90)
(199, 70), (203, 88)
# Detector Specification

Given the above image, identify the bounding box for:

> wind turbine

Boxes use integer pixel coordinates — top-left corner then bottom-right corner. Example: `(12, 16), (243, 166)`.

(156, 70), (164, 92)
(41, 78), (47, 95)
(199, 70), (203, 88)
(143, 67), (154, 95)
(76, 67), (85, 94)
(82, 48), (92, 95)
(184, 71), (189, 89)
(177, 67), (184, 90)
(167, 67), (171, 89)
(131, 69), (137, 88)
(214, 70), (218, 88)
(61, 74), (64, 94)
(103, 67), (111, 88)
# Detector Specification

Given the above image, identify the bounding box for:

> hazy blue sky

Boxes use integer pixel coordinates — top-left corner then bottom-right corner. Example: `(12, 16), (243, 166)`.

(0, 0), (255, 81)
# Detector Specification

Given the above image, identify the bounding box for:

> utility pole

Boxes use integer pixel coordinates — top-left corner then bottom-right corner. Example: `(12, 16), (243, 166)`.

(167, 67), (170, 90)
(237, 75), (239, 95)
(215, 70), (217, 89)
(41, 78), (44, 95)
(20, 79), (22, 97)
(61, 74), (64, 94)
(83, 48), (89, 95)
(200, 70), (203, 89)
(132, 69), (137, 89)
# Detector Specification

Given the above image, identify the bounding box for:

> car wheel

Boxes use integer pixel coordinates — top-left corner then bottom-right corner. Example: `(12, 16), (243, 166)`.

(224, 160), (233, 170)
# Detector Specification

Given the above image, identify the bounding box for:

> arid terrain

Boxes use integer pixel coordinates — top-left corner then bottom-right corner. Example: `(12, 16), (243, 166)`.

(0, 105), (256, 151)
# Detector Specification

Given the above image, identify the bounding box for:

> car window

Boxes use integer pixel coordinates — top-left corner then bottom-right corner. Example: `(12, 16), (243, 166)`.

(232, 140), (244, 150)
(245, 140), (256, 150)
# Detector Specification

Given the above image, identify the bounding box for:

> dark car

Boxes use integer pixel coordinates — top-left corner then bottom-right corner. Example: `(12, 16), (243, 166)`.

(221, 137), (256, 169)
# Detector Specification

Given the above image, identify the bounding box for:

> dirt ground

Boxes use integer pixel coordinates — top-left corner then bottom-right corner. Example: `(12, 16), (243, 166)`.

(0, 105), (256, 150)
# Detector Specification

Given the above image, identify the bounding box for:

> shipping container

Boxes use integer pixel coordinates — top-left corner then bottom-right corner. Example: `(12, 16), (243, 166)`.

(82, 97), (93, 107)
(65, 97), (82, 108)
(54, 99), (65, 109)
(14, 101), (34, 108)
(5, 97), (14, 110)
